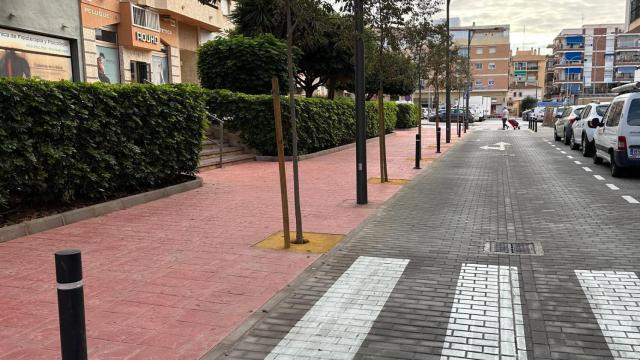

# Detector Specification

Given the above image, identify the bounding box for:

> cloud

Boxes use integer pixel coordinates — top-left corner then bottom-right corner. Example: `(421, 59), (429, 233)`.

(438, 0), (626, 52)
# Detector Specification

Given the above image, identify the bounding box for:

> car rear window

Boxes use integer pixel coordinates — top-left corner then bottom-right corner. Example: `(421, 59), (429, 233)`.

(628, 99), (640, 126)
(573, 107), (584, 116)
(596, 105), (609, 117)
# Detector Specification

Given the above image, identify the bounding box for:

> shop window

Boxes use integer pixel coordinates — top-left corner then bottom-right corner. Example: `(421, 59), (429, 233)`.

(152, 45), (169, 84)
(96, 46), (120, 84)
(132, 5), (160, 31)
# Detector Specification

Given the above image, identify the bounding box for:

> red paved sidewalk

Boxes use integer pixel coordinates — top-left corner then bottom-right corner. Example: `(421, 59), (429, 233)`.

(0, 126), (464, 359)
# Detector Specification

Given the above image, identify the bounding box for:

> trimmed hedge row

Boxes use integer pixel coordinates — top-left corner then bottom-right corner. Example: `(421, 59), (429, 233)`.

(207, 90), (397, 156)
(396, 103), (419, 129)
(0, 78), (208, 211)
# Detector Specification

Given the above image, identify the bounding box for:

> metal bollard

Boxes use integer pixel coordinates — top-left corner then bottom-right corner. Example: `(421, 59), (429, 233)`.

(535, 120), (538, 132)
(436, 127), (441, 154)
(414, 134), (421, 169)
(55, 249), (87, 360)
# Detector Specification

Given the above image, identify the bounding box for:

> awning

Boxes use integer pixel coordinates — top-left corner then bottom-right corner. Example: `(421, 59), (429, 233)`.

(565, 36), (584, 45)
(565, 68), (582, 74)
(564, 52), (582, 61)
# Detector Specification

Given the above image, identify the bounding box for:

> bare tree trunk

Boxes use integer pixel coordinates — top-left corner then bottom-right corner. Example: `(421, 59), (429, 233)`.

(286, 0), (304, 244)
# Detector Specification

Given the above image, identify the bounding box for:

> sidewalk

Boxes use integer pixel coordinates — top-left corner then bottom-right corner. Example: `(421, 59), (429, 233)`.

(0, 126), (465, 359)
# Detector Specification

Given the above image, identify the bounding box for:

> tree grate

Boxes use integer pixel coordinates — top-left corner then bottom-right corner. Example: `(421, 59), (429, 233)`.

(484, 242), (542, 255)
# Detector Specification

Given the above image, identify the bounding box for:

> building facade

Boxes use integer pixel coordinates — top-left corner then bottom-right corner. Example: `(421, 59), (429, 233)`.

(508, 49), (546, 113)
(626, 0), (640, 33)
(451, 24), (511, 113)
(0, 0), (84, 81)
(79, 0), (233, 84)
(548, 24), (630, 101)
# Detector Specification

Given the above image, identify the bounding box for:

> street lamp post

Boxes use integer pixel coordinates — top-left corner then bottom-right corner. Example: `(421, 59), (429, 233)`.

(464, 26), (475, 133)
(445, 0), (451, 143)
(354, 0), (367, 205)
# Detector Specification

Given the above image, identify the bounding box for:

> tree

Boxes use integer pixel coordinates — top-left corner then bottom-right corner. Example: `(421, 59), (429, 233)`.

(423, 23), (451, 127)
(231, 0), (353, 98)
(521, 96), (537, 113)
(197, 35), (290, 94)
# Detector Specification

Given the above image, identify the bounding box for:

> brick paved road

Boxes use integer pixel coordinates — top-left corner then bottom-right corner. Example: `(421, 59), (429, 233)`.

(207, 120), (640, 360)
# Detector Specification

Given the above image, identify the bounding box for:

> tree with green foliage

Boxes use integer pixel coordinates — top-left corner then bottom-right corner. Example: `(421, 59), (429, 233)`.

(197, 34), (290, 94)
(521, 96), (538, 113)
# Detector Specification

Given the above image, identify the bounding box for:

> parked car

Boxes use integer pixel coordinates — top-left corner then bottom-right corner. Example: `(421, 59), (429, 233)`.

(428, 108), (472, 122)
(593, 83), (640, 176)
(570, 102), (609, 155)
(532, 106), (546, 122)
(421, 107), (430, 119)
(522, 109), (533, 122)
(554, 105), (585, 145)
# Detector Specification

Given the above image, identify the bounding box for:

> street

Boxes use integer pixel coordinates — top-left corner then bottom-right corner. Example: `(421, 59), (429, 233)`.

(207, 120), (640, 360)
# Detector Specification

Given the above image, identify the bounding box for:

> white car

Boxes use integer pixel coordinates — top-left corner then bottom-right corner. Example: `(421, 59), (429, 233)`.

(570, 102), (609, 156)
(593, 83), (640, 177)
(532, 106), (546, 122)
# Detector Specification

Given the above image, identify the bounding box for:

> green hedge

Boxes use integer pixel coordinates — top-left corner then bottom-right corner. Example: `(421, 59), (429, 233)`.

(0, 78), (208, 211)
(396, 103), (419, 129)
(208, 90), (397, 156)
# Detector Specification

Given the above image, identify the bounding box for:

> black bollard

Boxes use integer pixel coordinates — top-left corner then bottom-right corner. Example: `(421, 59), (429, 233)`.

(55, 249), (87, 360)
(436, 127), (441, 154)
(535, 120), (538, 132)
(414, 134), (421, 169)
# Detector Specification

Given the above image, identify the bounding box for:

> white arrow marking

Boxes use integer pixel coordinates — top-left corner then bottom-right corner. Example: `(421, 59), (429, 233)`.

(480, 142), (511, 151)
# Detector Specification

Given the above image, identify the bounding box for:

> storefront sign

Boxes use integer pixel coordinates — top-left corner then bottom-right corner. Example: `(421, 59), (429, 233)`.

(81, 3), (120, 29)
(0, 49), (72, 81)
(136, 32), (159, 45)
(159, 18), (178, 47)
(0, 28), (70, 57)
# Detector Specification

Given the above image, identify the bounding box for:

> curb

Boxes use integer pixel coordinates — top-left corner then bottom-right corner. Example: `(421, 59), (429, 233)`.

(199, 131), (470, 360)
(0, 177), (203, 243)
(256, 133), (398, 162)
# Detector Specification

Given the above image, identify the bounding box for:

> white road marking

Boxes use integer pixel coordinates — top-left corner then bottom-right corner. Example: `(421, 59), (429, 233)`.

(574, 161), (582, 165)
(582, 167), (593, 172)
(576, 270), (640, 360)
(606, 184), (620, 190)
(567, 155), (574, 159)
(480, 142), (511, 151)
(265, 256), (409, 360)
(556, 148), (563, 151)
(623, 196), (640, 204)
(594, 175), (605, 180)
(561, 151), (567, 154)
(440, 264), (527, 360)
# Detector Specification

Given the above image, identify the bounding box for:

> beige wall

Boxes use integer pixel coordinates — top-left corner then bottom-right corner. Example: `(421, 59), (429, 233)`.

(83, 27), (99, 82)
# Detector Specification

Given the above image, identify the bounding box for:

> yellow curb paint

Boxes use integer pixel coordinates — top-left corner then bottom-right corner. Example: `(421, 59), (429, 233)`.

(368, 178), (411, 185)
(255, 231), (345, 253)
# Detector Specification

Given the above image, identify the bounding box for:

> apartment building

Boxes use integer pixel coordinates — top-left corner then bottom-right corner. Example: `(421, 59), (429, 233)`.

(450, 24), (511, 113)
(548, 24), (631, 101)
(626, 0), (640, 32)
(80, 0), (233, 84)
(508, 49), (546, 113)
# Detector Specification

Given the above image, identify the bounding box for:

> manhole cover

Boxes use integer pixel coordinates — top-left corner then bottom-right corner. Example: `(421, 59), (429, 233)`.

(484, 242), (543, 255)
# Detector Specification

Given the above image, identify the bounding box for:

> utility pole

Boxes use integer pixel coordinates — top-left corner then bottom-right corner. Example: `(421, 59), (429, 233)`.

(464, 25), (474, 133)
(445, 0), (452, 143)
(355, 0), (368, 205)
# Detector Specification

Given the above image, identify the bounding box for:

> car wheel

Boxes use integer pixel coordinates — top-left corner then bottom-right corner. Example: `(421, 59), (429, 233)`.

(564, 128), (571, 145)
(581, 136), (593, 157)
(570, 133), (580, 150)
(611, 153), (624, 177)
(554, 127), (561, 141)
(593, 150), (603, 164)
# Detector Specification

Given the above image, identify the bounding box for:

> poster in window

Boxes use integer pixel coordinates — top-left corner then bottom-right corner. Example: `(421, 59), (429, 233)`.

(0, 49), (72, 81)
(96, 46), (120, 83)
(151, 55), (168, 84)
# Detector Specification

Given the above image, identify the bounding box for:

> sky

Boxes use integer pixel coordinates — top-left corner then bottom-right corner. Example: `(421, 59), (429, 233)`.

(437, 0), (627, 54)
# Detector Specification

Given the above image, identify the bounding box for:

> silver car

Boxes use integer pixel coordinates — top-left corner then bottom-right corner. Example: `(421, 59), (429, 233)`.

(554, 105), (585, 145)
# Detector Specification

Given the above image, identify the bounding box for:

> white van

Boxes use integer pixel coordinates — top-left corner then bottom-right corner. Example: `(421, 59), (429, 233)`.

(593, 82), (640, 177)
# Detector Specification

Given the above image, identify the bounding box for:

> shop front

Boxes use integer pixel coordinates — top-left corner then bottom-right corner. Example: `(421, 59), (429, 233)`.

(80, 0), (229, 84)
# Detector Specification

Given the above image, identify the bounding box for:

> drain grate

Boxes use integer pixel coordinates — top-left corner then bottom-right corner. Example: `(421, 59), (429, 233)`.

(484, 242), (542, 255)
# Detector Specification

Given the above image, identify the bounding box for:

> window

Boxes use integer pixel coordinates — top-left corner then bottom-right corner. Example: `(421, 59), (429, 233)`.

(488, 63), (496, 70)
(596, 105), (609, 117)
(605, 100), (624, 127)
(518, 92), (522, 97)
(132, 5), (160, 31)
(515, 62), (526, 71)
(475, 79), (483, 86)
(475, 63), (483, 70)
(476, 47), (484, 55)
(96, 28), (117, 44)
(221, 0), (231, 15)
(489, 47), (496, 54)
(628, 99), (640, 126)
(581, 106), (591, 119)
(488, 79), (495, 87)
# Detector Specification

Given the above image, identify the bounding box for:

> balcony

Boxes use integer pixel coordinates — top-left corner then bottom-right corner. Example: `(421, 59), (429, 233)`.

(614, 74), (635, 82)
(615, 53), (640, 66)
(555, 59), (583, 67)
(554, 44), (584, 52)
(555, 75), (583, 83)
